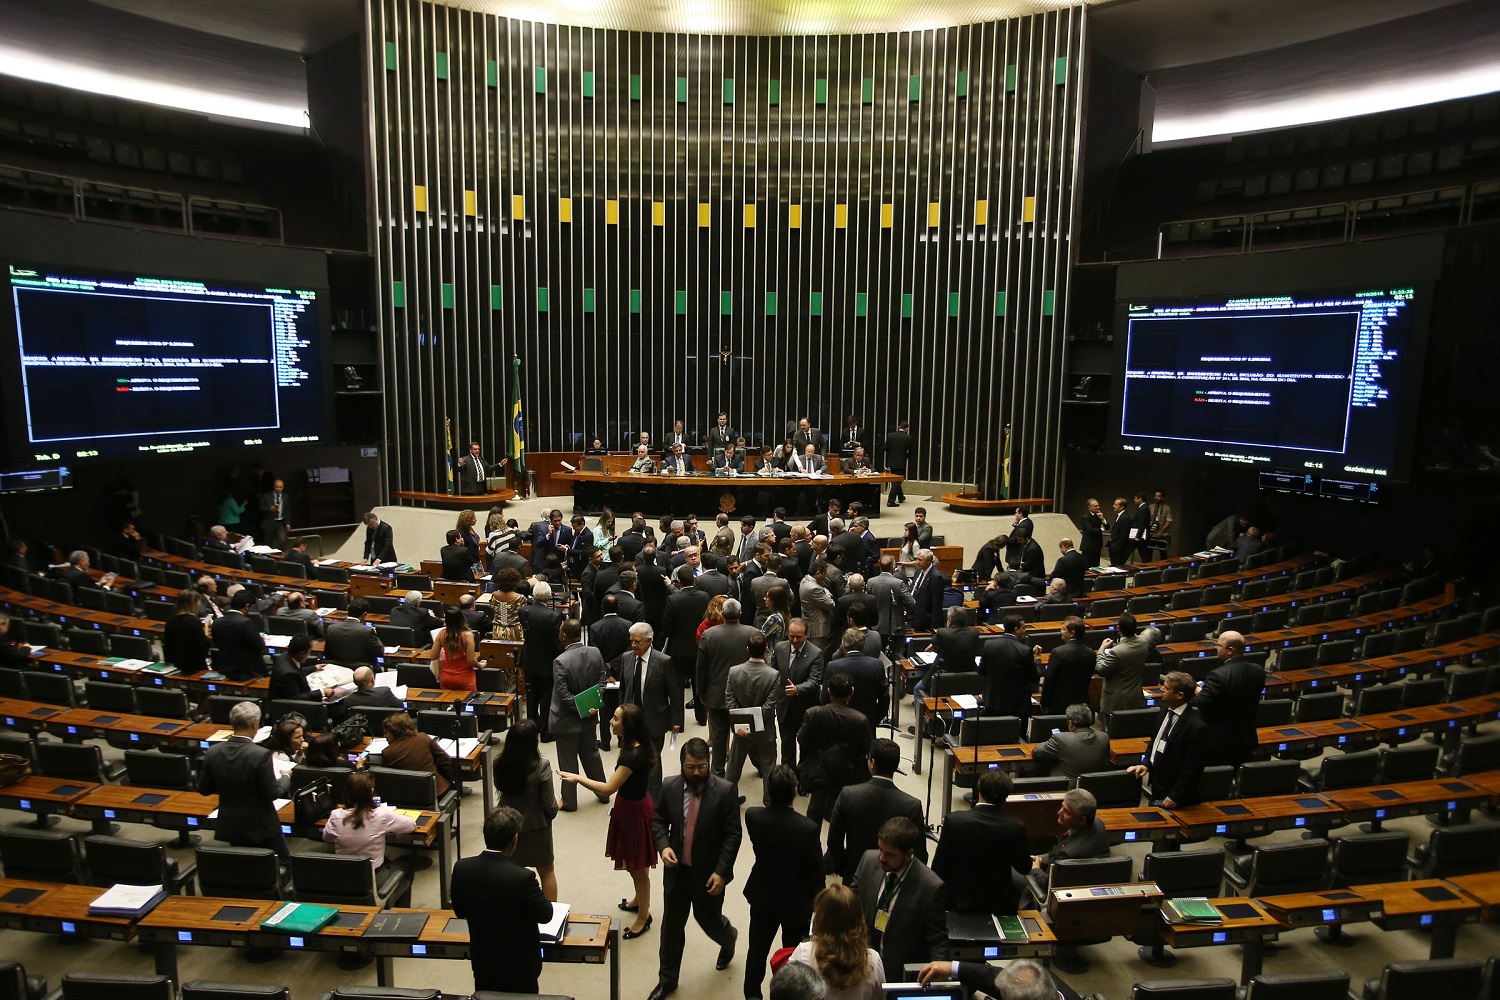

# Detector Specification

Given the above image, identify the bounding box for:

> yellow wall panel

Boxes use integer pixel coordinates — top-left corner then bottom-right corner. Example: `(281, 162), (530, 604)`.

(463, 190), (476, 216)
(698, 202), (712, 227)
(1022, 196), (1036, 223)
(605, 200), (619, 224)
(974, 199), (989, 225)
(557, 197), (572, 223)
(413, 185), (428, 212)
(652, 201), (665, 226)
(834, 204), (848, 229)
(743, 204), (756, 228)
(927, 202), (941, 227)
(880, 203), (894, 228)
(788, 204), (802, 229)
(512, 194), (526, 220)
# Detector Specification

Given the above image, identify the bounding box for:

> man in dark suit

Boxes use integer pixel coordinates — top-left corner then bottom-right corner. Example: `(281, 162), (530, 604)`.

(661, 566), (710, 722)
(1106, 497), (1131, 567)
(342, 665), (404, 709)
(1004, 530), (1046, 584)
(826, 738), (926, 882)
(909, 550), (945, 632)
(824, 628), (888, 736)
(1052, 538), (1087, 599)
(258, 478), (289, 548)
(931, 769), (1031, 914)
(519, 582), (563, 737)
(324, 598), (384, 666)
(620, 622), (682, 796)
(772, 619), (825, 768)
(697, 600), (761, 776)
(711, 444), (745, 474)
(917, 958), (1061, 1000)
(1194, 630), (1266, 766)
(590, 594), (633, 751)
(1078, 498), (1107, 568)
(1039, 616), (1095, 716)
(531, 508), (573, 572)
(1126, 671), (1208, 809)
(883, 420), (911, 506)
(1030, 704), (1110, 779)
(650, 737), (742, 1000)
(268, 635), (331, 702)
(1030, 787), (1110, 891)
(439, 529), (473, 581)
(282, 536), (316, 574)
(362, 512), (397, 564)
(612, 571), (645, 623)
(661, 443), (696, 475)
(977, 615), (1038, 723)
(833, 574), (877, 634)
(456, 593), (490, 633)
(791, 417), (820, 456)
(706, 412), (735, 453)
(743, 765), (823, 1000)
(851, 817), (947, 980)
(1130, 490), (1152, 562)
(797, 671), (873, 825)
(274, 591), (324, 638)
(451, 806), (555, 994)
(455, 441), (494, 497)
(197, 700), (288, 859)
(912, 606), (982, 718)
(57, 551), (100, 593)
(551, 619), (609, 811)
(391, 590), (441, 637)
(695, 558), (734, 599)
(211, 590), (268, 680)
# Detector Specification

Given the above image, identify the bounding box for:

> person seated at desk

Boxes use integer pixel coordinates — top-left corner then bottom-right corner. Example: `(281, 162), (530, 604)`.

(630, 444), (658, 473)
(584, 436), (610, 455)
(712, 443), (745, 474)
(110, 521), (143, 562)
(204, 524), (235, 552)
(269, 634), (336, 702)
(790, 445), (827, 474)
(1029, 788), (1109, 892)
(1030, 704), (1109, 779)
(211, 589), (268, 680)
(917, 957), (1060, 1000)
(276, 591), (324, 638)
(440, 529), (474, 581)
(163, 588), (213, 674)
(260, 719), (305, 769)
(391, 590), (442, 636)
(324, 597), (384, 666)
(323, 770), (417, 906)
(304, 731), (354, 768)
(56, 550), (101, 592)
(845, 447), (873, 474)
(283, 536), (316, 573)
(0, 611), (28, 668)
(380, 711), (456, 795)
(343, 665), (405, 709)
(661, 442), (695, 474)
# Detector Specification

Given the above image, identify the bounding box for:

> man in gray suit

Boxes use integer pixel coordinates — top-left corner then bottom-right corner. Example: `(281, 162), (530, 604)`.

(866, 556), (914, 643)
(275, 591), (324, 638)
(1094, 611), (1161, 727)
(772, 619), (825, 768)
(1028, 788), (1109, 893)
(725, 633), (782, 784)
(549, 619), (609, 810)
(696, 599), (761, 777)
(1030, 704), (1111, 779)
(851, 817), (948, 980)
(619, 621), (682, 797)
(799, 560), (837, 651)
(790, 444), (826, 474)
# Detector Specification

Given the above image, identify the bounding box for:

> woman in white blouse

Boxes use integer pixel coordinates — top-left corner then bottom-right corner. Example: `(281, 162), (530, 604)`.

(788, 884), (886, 1000)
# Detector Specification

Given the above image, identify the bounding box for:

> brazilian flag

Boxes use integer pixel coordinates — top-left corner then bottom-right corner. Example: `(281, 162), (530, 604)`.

(508, 357), (526, 473)
(1000, 424), (1012, 500)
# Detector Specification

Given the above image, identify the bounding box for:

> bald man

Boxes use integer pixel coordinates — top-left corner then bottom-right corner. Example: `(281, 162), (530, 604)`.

(1193, 631), (1265, 766)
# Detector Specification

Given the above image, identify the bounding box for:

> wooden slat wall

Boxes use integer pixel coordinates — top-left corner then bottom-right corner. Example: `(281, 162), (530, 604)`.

(368, 0), (1085, 499)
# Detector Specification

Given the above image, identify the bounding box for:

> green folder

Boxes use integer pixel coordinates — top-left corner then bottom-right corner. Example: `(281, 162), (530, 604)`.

(574, 683), (604, 718)
(260, 902), (340, 934)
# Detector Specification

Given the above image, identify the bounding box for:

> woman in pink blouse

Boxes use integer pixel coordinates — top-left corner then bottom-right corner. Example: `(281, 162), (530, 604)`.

(323, 771), (417, 904)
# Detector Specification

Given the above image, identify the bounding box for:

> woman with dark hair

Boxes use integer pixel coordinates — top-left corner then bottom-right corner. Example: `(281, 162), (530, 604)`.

(558, 703), (657, 939)
(494, 719), (560, 900)
(897, 522), (922, 580)
(162, 587), (213, 673)
(490, 565), (526, 645)
(697, 593), (728, 643)
(304, 732), (353, 769)
(788, 884), (885, 1000)
(456, 509), (482, 574)
(743, 764), (824, 1000)
(593, 508), (617, 563)
(380, 712), (455, 794)
(762, 584), (791, 649)
(260, 720), (305, 769)
(323, 771), (417, 905)
(431, 606), (479, 691)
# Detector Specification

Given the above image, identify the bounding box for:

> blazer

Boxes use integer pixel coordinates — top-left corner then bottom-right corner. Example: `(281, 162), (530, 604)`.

(391, 603), (442, 637)
(342, 684), (403, 710)
(696, 623), (761, 711)
(456, 453), (491, 489)
(495, 757), (558, 836)
(826, 776), (927, 881)
(1030, 728), (1111, 779)
(382, 733), (455, 795)
(792, 427), (821, 454)
(277, 606), (324, 639)
(1095, 628), (1162, 718)
(725, 660), (783, 727)
(589, 614), (632, 667)
(694, 570), (734, 598)
(268, 654), (319, 702)
(1053, 549), (1088, 598)
(710, 452), (745, 473)
(518, 604), (562, 681)
(791, 452), (827, 474)
(933, 625), (983, 674)
(743, 805), (823, 910)
(825, 650), (888, 735)
(439, 545), (473, 581)
(450, 850), (554, 991)
(882, 429), (911, 471)
(211, 612), (267, 680)
(909, 567), (945, 631)
(1144, 705), (1208, 806)
(797, 701), (874, 791)
(931, 804), (1032, 914)
(364, 522), (397, 563)
(977, 633), (1037, 720)
(706, 424), (736, 450)
(1194, 657), (1267, 767)
(1078, 512), (1107, 556)
(197, 736), (284, 846)
(1037, 815), (1111, 869)
(1040, 639), (1096, 716)
(619, 648), (684, 737)
(771, 639), (825, 713)
(324, 617), (384, 667)
(851, 852), (948, 976)
(531, 523), (573, 571)
(661, 587), (711, 661)
(651, 772), (743, 890)
(549, 642), (607, 734)
(163, 613), (212, 673)
(866, 573), (914, 637)
(799, 576), (836, 640)
(1107, 510), (1131, 553)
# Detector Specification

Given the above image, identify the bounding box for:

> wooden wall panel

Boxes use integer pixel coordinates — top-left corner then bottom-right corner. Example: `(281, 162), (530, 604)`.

(368, 0), (1084, 499)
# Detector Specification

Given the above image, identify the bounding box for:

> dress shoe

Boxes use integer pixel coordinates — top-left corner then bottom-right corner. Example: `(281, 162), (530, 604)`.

(597, 793), (612, 804)
(560, 803), (578, 812)
(619, 899), (639, 912)
(623, 915), (654, 939)
(737, 795), (746, 805)
(540, 732), (556, 743)
(715, 924), (739, 970)
(685, 699), (699, 710)
(647, 983), (676, 1000)
(601, 741), (612, 751)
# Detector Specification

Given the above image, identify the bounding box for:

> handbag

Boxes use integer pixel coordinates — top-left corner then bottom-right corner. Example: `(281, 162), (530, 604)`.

(331, 713), (367, 751)
(0, 753), (32, 787)
(294, 778), (336, 825)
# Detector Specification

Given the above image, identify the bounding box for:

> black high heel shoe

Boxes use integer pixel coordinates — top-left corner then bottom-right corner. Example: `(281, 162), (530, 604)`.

(623, 915), (654, 940)
(618, 899), (639, 913)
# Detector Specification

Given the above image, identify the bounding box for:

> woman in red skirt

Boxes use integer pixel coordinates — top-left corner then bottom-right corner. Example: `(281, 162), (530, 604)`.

(558, 702), (658, 939)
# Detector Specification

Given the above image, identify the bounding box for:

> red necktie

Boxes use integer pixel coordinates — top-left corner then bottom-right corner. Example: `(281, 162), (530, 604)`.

(682, 790), (700, 866)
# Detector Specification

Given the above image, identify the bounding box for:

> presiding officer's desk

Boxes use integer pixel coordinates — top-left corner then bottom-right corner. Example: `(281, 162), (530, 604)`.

(555, 467), (902, 519)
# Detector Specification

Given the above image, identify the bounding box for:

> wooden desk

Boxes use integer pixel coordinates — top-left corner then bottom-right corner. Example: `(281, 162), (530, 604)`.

(391, 489), (516, 509)
(1255, 886), (1386, 935)
(1098, 806), (1182, 845)
(0, 881), (139, 940)
(555, 469), (901, 519)
(1357, 702), (1487, 743)
(943, 909), (1057, 962)
(1362, 878), (1481, 958)
(1258, 719), (1377, 756)
(1266, 634), (1500, 697)
(1443, 871), (1500, 921)
(1326, 778), (1491, 831)
(0, 774), (100, 827)
(1157, 896), (1282, 984)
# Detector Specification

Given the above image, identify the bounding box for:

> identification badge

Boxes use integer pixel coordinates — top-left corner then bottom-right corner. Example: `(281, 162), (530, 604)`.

(1153, 738), (1168, 758)
(874, 908), (891, 932)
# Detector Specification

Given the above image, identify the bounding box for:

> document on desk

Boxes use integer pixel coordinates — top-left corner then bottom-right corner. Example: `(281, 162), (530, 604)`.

(538, 902), (572, 943)
(89, 883), (167, 917)
(363, 738), (390, 755)
(909, 652), (937, 667)
(362, 911), (431, 939)
(263, 634), (292, 649)
(950, 694), (980, 710)
(209, 798), (289, 820)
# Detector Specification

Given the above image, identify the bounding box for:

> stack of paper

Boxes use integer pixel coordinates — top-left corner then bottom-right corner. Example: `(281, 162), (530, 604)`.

(909, 652), (937, 667)
(538, 902), (571, 943)
(89, 883), (167, 917)
(314, 607), (336, 617)
(950, 694), (980, 710)
(263, 635), (292, 649)
(105, 658), (154, 672)
(363, 738), (390, 755)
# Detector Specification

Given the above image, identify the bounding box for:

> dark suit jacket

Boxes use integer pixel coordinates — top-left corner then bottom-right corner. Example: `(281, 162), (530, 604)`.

(743, 805), (823, 910)
(1007, 539), (1045, 579)
(391, 603), (442, 636)
(852, 852), (947, 975)
(589, 615), (632, 673)
(324, 618), (383, 666)
(710, 452), (745, 473)
(1038, 816), (1110, 868)
(519, 604), (562, 680)
(1145, 705), (1208, 806)
(440, 545), (473, 581)
(1078, 512), (1107, 558)
(268, 654), (319, 701)
(698, 622), (761, 711)
(59, 566), (98, 593)
(1030, 727), (1110, 779)
(197, 736), (283, 846)
(834, 591), (878, 632)
(531, 524), (573, 571)
(1040, 639), (1096, 716)
(796, 701), (874, 791)
(1107, 511), (1131, 560)
(382, 733), (454, 795)
(1053, 549), (1087, 598)
(910, 568), (945, 631)
(792, 427), (821, 454)
(771, 639), (825, 717)
(824, 650), (888, 735)
(455, 454), (493, 491)
(694, 570), (734, 598)
(619, 649), (683, 737)
(933, 625), (983, 674)
(932, 804), (1031, 914)
(364, 522), (397, 563)
(342, 685), (403, 710)
(977, 633), (1037, 720)
(450, 850), (554, 992)
(827, 776), (926, 881)
(882, 429), (911, 471)
(651, 772), (742, 890)
(211, 612), (267, 680)
(1194, 657), (1267, 766)
(660, 587), (710, 662)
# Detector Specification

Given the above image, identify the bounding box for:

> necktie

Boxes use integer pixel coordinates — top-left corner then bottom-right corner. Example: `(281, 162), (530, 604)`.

(877, 872), (899, 910)
(682, 791), (700, 866)
(1152, 710), (1176, 763)
(633, 656), (644, 704)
